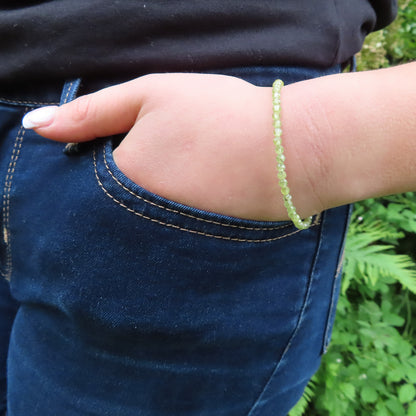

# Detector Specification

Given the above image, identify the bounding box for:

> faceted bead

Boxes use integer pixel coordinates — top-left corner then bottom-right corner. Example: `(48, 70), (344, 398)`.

(277, 153), (285, 163)
(274, 128), (282, 137)
(288, 206), (296, 217)
(277, 170), (286, 180)
(275, 148), (284, 158)
(280, 183), (290, 195)
(273, 142), (282, 150)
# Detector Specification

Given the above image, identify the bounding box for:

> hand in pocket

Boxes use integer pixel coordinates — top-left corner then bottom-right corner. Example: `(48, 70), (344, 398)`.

(22, 73), (295, 221)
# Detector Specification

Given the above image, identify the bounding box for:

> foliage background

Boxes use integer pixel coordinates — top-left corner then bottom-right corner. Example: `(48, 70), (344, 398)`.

(289, 0), (416, 414)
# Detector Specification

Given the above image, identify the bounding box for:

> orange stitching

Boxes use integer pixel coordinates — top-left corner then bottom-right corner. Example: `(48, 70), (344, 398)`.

(102, 144), (291, 232)
(94, 147), (315, 243)
(313, 212), (322, 226)
(0, 97), (59, 106)
(62, 82), (74, 104)
(1, 117), (27, 279)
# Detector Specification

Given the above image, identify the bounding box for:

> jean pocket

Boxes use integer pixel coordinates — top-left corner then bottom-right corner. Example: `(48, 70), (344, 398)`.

(92, 137), (319, 243)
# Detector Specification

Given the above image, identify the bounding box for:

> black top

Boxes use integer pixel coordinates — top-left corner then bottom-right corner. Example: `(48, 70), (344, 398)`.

(0, 0), (397, 83)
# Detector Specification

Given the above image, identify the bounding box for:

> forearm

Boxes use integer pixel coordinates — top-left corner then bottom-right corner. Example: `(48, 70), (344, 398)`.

(281, 62), (416, 218)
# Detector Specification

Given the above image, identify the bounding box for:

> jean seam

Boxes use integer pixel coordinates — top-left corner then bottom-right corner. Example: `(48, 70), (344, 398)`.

(0, 97), (59, 107)
(94, 145), (319, 242)
(334, 249), (345, 280)
(246, 215), (324, 415)
(0, 98), (60, 107)
(322, 204), (352, 352)
(1, 114), (28, 280)
(322, 251), (343, 353)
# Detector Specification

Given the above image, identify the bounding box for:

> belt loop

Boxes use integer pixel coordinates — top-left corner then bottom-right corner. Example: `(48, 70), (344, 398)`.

(61, 78), (82, 155)
(60, 78), (82, 105)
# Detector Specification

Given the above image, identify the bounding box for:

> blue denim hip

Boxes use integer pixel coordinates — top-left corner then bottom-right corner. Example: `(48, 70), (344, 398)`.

(0, 65), (350, 416)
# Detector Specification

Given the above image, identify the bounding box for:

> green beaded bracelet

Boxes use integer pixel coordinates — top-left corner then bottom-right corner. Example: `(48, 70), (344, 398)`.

(272, 79), (312, 230)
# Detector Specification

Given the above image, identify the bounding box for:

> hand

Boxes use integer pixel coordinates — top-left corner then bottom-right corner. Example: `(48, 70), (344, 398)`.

(22, 73), (303, 221)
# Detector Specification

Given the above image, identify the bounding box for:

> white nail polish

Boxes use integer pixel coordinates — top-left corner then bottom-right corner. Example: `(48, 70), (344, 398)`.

(22, 106), (58, 129)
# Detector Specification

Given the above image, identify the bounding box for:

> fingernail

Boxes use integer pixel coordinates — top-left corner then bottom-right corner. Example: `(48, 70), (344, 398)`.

(22, 106), (58, 129)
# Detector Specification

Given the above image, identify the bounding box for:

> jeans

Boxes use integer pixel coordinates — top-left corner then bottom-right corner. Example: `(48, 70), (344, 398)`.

(0, 65), (350, 416)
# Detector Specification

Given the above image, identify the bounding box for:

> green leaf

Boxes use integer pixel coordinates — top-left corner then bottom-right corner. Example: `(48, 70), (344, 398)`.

(396, 339), (413, 359)
(341, 383), (356, 401)
(384, 312), (405, 327)
(386, 335), (413, 357)
(398, 384), (416, 403)
(408, 401), (416, 416)
(407, 367), (416, 383)
(408, 355), (416, 367)
(361, 386), (378, 403)
(381, 299), (393, 314)
(387, 367), (406, 383)
(386, 397), (406, 416)
(376, 402), (390, 416)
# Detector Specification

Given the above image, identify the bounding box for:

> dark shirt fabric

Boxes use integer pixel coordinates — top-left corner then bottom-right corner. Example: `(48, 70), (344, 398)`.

(0, 0), (398, 84)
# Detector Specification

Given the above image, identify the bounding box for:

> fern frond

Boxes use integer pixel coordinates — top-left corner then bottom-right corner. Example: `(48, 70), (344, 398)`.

(348, 219), (404, 244)
(363, 252), (416, 293)
(344, 235), (416, 293)
(288, 380), (316, 416)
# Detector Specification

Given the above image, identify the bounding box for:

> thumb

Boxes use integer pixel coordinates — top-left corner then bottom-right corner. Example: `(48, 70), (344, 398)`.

(22, 79), (144, 142)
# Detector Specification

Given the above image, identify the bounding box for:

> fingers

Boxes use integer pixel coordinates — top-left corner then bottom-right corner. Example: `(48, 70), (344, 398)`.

(22, 79), (145, 142)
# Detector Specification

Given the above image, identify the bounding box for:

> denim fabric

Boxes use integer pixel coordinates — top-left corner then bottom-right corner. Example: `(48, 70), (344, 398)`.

(0, 65), (350, 416)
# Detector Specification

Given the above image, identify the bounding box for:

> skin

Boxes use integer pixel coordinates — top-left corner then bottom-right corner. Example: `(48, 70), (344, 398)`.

(24, 62), (416, 221)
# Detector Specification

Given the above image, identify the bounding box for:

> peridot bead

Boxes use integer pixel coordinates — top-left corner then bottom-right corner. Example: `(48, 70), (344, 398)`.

(288, 206), (296, 217)
(280, 186), (289, 195)
(277, 170), (286, 180)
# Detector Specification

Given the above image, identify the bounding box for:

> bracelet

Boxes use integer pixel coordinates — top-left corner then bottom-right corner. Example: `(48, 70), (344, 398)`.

(272, 79), (312, 230)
